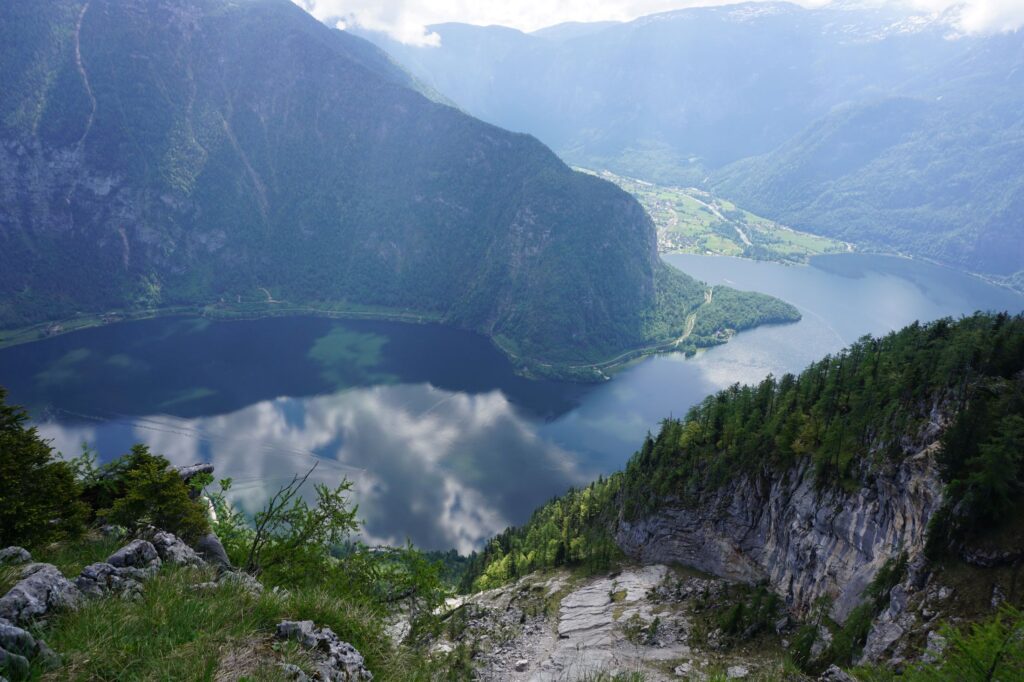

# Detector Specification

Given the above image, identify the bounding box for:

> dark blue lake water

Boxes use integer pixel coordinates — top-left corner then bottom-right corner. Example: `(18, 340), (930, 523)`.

(1, 253), (1021, 551)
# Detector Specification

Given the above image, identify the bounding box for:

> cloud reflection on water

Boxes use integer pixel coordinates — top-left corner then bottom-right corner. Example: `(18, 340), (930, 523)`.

(40, 383), (589, 554)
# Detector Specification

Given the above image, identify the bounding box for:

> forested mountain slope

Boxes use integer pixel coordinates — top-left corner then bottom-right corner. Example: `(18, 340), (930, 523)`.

(0, 0), (796, 372)
(714, 30), (1024, 279)
(461, 313), (1024, 672)
(360, 2), (1024, 284)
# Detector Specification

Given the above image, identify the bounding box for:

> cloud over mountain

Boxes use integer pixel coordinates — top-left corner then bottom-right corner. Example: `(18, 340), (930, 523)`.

(294, 0), (1023, 45)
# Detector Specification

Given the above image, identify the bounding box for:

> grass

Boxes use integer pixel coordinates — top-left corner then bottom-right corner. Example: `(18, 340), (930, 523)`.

(33, 534), (124, 577)
(16, 536), (458, 681)
(34, 566), (307, 680)
(31, 565), (447, 681)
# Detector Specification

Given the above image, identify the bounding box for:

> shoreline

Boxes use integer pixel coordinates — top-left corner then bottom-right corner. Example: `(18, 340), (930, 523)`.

(0, 297), (799, 384)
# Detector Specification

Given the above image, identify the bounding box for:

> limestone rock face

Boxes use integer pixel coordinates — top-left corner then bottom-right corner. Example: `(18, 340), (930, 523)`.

(276, 620), (372, 681)
(616, 446), (943, 622)
(0, 564), (81, 626)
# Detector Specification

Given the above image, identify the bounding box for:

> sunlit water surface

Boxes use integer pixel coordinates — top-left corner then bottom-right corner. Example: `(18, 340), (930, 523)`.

(1, 253), (1021, 552)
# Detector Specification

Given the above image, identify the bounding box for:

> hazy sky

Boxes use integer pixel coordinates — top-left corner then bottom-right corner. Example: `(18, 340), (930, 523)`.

(293, 0), (1024, 45)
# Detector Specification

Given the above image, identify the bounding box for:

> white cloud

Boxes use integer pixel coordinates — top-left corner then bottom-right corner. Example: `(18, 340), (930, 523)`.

(293, 0), (1024, 45)
(910, 0), (1024, 33)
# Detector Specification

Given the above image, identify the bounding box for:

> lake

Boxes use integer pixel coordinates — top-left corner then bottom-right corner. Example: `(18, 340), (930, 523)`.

(1, 253), (1021, 552)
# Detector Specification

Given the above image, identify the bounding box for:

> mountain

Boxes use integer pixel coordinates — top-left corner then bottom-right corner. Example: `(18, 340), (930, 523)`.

(715, 31), (1024, 279)
(461, 312), (1024, 675)
(357, 2), (1024, 284)
(0, 0), (798, 376)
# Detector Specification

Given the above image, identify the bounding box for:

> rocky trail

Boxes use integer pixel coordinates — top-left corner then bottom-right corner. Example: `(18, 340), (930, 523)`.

(440, 565), (789, 681)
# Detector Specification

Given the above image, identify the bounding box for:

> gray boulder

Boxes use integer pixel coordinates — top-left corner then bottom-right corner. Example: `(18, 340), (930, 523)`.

(922, 630), (947, 664)
(194, 533), (231, 568)
(0, 620), (60, 671)
(175, 463), (214, 484)
(75, 562), (148, 600)
(276, 620), (372, 681)
(818, 665), (856, 682)
(0, 564), (81, 626)
(217, 571), (263, 596)
(150, 532), (204, 567)
(0, 549), (30, 567)
(107, 540), (161, 572)
(0, 646), (29, 680)
(176, 463), (214, 500)
(673, 661), (706, 680)
(98, 525), (126, 539)
(860, 620), (904, 664)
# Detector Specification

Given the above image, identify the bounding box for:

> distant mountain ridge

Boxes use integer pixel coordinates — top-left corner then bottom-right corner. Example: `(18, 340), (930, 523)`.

(0, 0), (798, 375)
(357, 2), (1024, 285)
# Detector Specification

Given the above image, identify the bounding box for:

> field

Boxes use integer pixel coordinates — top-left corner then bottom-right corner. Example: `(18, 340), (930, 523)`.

(579, 169), (850, 264)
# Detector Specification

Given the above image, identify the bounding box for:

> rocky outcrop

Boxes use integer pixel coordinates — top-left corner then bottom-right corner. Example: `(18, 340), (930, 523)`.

(0, 549), (30, 568)
(77, 533), (206, 600)
(0, 531), (224, 679)
(75, 562), (150, 600)
(276, 620), (372, 681)
(175, 463), (215, 484)
(0, 564), (81, 627)
(616, 446), (943, 622)
(195, 570), (263, 597)
(149, 532), (204, 567)
(0, 619), (60, 679)
(175, 464), (214, 501)
(106, 539), (161, 572)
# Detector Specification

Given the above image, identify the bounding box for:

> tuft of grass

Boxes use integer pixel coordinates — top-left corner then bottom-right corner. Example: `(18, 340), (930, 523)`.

(33, 533), (124, 577)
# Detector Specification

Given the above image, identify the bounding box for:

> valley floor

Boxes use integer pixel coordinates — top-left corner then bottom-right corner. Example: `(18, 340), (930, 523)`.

(575, 169), (850, 265)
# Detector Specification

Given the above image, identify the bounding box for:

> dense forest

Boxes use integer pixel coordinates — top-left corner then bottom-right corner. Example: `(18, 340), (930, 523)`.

(462, 312), (1024, 591)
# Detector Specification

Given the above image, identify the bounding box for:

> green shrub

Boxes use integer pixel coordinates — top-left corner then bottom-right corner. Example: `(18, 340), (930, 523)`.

(0, 388), (87, 548)
(99, 445), (211, 543)
(717, 585), (781, 639)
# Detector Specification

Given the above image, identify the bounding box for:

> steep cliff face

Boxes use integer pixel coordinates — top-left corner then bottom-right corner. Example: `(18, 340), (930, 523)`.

(616, 443), (944, 623)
